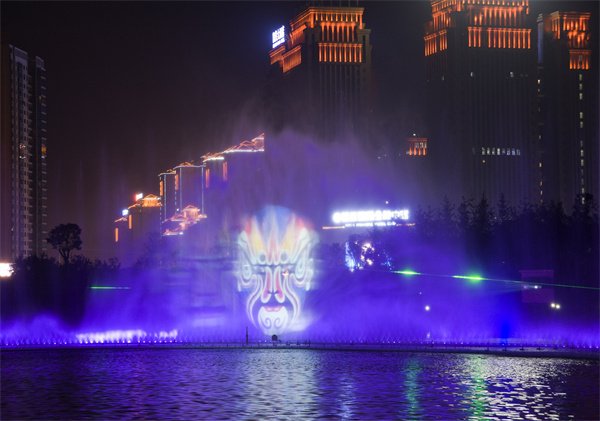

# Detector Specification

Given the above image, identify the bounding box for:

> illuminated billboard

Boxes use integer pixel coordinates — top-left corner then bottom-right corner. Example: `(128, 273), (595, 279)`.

(272, 25), (285, 49)
(331, 209), (410, 228)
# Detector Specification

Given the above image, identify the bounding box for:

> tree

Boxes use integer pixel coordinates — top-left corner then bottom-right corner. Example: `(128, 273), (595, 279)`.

(46, 223), (82, 265)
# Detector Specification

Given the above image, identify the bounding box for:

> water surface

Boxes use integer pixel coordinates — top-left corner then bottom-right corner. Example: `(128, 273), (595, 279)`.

(1, 348), (598, 420)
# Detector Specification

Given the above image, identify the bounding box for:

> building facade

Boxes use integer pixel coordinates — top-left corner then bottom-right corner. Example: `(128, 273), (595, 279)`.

(536, 11), (597, 207)
(1, 44), (48, 260)
(114, 194), (161, 266)
(424, 0), (536, 205)
(268, 6), (372, 143)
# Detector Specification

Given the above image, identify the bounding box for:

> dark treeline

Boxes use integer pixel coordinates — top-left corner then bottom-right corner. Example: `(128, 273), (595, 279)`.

(327, 194), (598, 287)
(1, 232), (120, 328)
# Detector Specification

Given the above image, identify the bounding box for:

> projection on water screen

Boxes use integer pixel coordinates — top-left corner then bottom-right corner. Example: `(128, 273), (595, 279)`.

(236, 207), (317, 336)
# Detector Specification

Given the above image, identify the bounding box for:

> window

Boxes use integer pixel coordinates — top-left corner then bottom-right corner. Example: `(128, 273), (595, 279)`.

(579, 73), (583, 81)
(579, 112), (584, 119)
(579, 93), (583, 100)
(580, 121), (584, 128)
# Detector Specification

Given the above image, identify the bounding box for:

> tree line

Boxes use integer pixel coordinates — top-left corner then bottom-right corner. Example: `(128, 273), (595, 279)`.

(336, 194), (598, 287)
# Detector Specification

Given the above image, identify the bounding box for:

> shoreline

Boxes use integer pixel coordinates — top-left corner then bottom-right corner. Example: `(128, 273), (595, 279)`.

(2, 342), (598, 360)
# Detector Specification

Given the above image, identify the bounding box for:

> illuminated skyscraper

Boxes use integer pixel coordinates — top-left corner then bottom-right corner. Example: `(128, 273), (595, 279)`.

(268, 6), (372, 142)
(424, 0), (535, 205)
(536, 11), (597, 206)
(1, 44), (48, 259)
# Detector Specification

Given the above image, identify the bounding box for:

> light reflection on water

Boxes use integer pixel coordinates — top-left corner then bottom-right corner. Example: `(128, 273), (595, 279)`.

(1, 349), (597, 420)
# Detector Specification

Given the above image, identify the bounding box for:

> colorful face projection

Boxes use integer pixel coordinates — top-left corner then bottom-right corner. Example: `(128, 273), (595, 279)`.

(236, 207), (317, 336)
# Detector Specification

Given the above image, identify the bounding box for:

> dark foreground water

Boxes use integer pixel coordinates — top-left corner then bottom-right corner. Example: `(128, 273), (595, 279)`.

(1, 348), (598, 420)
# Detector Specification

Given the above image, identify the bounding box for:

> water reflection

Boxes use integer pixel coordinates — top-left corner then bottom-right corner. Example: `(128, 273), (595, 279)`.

(1, 349), (597, 420)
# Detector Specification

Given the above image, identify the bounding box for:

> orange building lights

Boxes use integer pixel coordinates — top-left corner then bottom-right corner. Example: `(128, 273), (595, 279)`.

(426, 0), (531, 54)
(544, 12), (591, 71)
(569, 50), (590, 70)
(270, 7), (367, 72)
(407, 137), (428, 157)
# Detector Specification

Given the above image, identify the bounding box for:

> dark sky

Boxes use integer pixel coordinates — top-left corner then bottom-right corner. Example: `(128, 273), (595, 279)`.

(1, 1), (594, 259)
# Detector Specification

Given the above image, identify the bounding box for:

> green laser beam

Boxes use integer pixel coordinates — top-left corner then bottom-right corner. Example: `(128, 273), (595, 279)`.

(90, 286), (131, 290)
(452, 274), (485, 283)
(392, 270), (599, 291)
(395, 270), (421, 276)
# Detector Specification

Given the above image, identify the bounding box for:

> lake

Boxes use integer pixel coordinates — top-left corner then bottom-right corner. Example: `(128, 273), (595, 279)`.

(1, 348), (598, 420)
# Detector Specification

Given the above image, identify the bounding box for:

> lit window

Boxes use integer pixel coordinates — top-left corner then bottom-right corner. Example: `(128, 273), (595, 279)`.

(539, 162), (542, 168)
(537, 79), (541, 85)
(580, 121), (584, 128)
(486, 148), (490, 155)
(579, 112), (584, 119)
(510, 71), (514, 78)
(580, 150), (584, 157)
(579, 93), (583, 100)
(481, 147), (485, 156)
(497, 148), (500, 155)
(579, 73), (583, 81)
(579, 83), (583, 91)
(581, 159), (584, 167)
(470, 71), (474, 77)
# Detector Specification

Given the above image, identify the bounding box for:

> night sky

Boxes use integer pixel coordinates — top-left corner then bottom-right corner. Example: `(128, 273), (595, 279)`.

(1, 1), (595, 259)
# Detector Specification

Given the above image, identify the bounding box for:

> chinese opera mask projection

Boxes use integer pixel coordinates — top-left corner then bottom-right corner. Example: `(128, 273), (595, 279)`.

(236, 207), (317, 336)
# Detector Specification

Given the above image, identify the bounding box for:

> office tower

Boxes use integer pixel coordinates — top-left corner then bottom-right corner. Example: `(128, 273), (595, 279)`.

(1, 44), (48, 259)
(537, 11), (597, 206)
(424, 0), (536, 205)
(267, 6), (372, 143)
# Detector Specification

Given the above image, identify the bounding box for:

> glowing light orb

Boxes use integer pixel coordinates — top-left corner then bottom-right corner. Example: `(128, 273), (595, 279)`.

(424, 305), (431, 311)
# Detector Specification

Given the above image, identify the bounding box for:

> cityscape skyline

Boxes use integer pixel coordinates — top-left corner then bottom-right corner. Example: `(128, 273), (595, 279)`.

(1, 1), (597, 261)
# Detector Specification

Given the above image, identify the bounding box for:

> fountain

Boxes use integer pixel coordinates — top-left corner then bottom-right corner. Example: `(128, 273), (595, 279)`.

(1, 132), (598, 350)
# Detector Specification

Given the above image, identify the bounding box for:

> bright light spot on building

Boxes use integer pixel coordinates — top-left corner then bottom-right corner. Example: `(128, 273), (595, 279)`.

(0, 262), (13, 278)
(550, 302), (561, 310)
(272, 25), (285, 48)
(135, 192), (143, 201)
(121, 209), (129, 216)
(424, 305), (431, 311)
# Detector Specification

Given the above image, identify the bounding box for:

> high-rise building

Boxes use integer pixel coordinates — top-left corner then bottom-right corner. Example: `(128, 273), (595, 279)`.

(536, 11), (597, 206)
(424, 0), (536, 205)
(267, 6), (372, 142)
(114, 194), (161, 266)
(1, 44), (48, 260)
